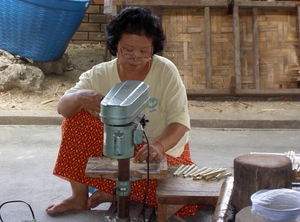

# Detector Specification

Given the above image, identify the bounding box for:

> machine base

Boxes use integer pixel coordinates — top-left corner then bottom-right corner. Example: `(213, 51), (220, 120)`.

(102, 202), (156, 222)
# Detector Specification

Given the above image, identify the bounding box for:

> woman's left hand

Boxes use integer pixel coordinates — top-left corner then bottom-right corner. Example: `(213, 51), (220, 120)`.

(133, 142), (164, 163)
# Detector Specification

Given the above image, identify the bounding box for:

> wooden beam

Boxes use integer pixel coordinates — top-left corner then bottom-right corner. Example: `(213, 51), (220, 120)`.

(252, 7), (259, 89)
(205, 7), (211, 89)
(233, 5), (241, 89)
(235, 1), (297, 9)
(122, 0), (227, 7)
(121, 0), (297, 9)
(186, 89), (300, 97)
(92, 0), (104, 4)
(187, 89), (230, 96)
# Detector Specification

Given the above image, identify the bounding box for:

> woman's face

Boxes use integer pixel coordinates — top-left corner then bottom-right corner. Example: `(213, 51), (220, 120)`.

(117, 33), (153, 72)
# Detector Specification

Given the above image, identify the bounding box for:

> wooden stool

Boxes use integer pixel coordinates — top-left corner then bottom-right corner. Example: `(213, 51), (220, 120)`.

(231, 154), (292, 213)
(156, 167), (223, 222)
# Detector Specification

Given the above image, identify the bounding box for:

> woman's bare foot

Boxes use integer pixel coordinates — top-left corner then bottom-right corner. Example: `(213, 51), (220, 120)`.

(46, 196), (90, 214)
(87, 190), (113, 208)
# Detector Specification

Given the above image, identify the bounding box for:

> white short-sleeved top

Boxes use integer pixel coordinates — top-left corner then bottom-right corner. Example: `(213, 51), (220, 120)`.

(65, 55), (190, 157)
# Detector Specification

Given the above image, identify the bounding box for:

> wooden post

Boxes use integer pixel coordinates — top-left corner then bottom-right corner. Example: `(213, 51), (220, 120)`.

(205, 7), (211, 89)
(252, 7), (260, 89)
(233, 5), (241, 89)
(297, 5), (300, 57)
(227, 0), (234, 14)
(230, 76), (236, 94)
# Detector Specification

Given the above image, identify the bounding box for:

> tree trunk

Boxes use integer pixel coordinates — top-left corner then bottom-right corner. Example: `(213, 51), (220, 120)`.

(231, 154), (292, 213)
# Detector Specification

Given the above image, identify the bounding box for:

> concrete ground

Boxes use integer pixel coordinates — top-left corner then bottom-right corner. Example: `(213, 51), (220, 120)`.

(1, 100), (300, 128)
(0, 105), (299, 222)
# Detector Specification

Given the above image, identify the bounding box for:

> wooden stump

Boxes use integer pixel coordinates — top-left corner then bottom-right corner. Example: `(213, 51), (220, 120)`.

(231, 154), (292, 213)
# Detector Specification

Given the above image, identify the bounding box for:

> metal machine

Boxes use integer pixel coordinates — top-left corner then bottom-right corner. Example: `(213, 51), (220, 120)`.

(100, 80), (150, 222)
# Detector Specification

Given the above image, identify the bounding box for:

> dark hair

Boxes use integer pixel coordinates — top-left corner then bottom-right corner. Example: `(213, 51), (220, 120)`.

(105, 7), (165, 56)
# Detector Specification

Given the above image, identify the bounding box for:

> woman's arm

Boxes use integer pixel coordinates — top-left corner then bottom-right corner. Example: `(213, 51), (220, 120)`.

(154, 122), (188, 153)
(133, 122), (188, 162)
(57, 89), (103, 118)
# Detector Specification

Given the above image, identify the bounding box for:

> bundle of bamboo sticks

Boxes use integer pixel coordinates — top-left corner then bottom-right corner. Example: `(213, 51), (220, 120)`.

(285, 151), (300, 182)
(173, 164), (232, 181)
(284, 151), (300, 171)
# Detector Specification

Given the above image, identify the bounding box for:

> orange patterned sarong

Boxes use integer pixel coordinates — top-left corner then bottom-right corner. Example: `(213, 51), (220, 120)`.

(53, 109), (202, 217)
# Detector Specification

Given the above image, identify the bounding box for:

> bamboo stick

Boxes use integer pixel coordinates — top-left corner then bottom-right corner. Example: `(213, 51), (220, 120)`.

(212, 176), (234, 222)
(173, 164), (184, 176)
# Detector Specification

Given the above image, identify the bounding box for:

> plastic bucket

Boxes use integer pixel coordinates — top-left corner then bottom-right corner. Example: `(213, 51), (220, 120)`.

(251, 188), (300, 222)
(0, 0), (90, 62)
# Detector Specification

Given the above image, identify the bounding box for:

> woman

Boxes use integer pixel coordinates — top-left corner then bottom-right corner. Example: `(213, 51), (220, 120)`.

(46, 6), (200, 217)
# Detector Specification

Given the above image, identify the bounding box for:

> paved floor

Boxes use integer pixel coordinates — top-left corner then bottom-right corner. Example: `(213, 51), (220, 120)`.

(0, 104), (299, 221)
(1, 105), (300, 128)
(1, 125), (300, 222)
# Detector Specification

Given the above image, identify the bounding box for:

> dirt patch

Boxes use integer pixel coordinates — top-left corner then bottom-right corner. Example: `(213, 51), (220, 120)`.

(1, 43), (300, 116)
(188, 97), (300, 116)
(0, 43), (106, 111)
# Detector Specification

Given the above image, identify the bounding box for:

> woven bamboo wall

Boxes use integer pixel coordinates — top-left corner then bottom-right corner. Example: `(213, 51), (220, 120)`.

(161, 8), (299, 90)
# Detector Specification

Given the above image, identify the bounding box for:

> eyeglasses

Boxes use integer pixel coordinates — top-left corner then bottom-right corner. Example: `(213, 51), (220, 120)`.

(118, 42), (153, 61)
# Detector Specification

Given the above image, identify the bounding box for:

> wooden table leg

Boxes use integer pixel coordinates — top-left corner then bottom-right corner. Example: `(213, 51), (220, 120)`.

(156, 203), (167, 222)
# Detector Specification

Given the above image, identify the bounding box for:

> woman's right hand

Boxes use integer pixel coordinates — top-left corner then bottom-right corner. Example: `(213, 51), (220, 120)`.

(76, 90), (103, 118)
